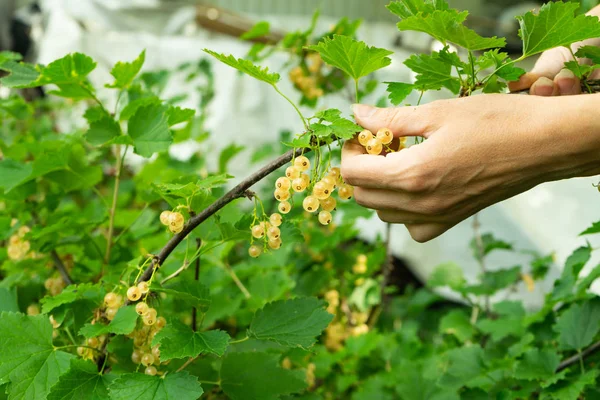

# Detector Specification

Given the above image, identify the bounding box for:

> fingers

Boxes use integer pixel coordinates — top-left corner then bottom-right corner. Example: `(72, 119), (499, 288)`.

(352, 103), (434, 139)
(341, 140), (395, 189)
(553, 69), (581, 95)
(530, 77), (558, 96)
(508, 72), (541, 92)
(405, 223), (453, 243)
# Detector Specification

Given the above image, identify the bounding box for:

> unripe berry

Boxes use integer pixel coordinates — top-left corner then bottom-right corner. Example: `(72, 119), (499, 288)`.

(303, 196), (319, 213)
(251, 225), (265, 239)
(338, 184), (354, 200)
(320, 197), (336, 212)
(376, 128), (393, 144)
(278, 201), (291, 214)
(127, 286), (142, 302)
(318, 211), (332, 225)
(145, 366), (158, 376)
(248, 245), (262, 258)
(159, 211), (172, 225)
(267, 226), (281, 240)
(358, 129), (373, 146)
(292, 178), (307, 192)
(141, 353), (155, 367)
(274, 188), (291, 202)
(106, 307), (118, 321)
(135, 302), (149, 315)
(131, 349), (142, 364)
(104, 292), (119, 308)
(270, 213), (282, 227)
(313, 182), (331, 200)
(268, 237), (282, 250)
(276, 177), (291, 191)
(294, 156), (310, 171)
(366, 138), (383, 155)
(137, 281), (150, 294)
(285, 166), (301, 179)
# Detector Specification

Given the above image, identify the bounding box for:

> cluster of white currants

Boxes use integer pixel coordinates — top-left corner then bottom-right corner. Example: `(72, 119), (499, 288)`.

(159, 211), (185, 234)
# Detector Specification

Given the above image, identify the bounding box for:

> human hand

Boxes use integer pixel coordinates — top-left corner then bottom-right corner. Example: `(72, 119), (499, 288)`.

(342, 95), (600, 242)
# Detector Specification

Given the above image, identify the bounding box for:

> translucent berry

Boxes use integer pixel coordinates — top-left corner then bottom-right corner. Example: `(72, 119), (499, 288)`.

(357, 254), (367, 264)
(251, 225), (265, 239)
(104, 292), (119, 308)
(366, 138), (383, 155)
(285, 166), (301, 179)
(292, 178), (307, 192)
(313, 182), (331, 200)
(141, 353), (155, 367)
(276, 177), (291, 191)
(169, 223), (184, 234)
(376, 128), (393, 144)
(106, 307), (118, 321)
(278, 201), (292, 214)
(49, 315), (60, 328)
(321, 175), (336, 189)
(169, 212), (184, 226)
(270, 213), (282, 227)
(318, 211), (332, 225)
(274, 188), (291, 202)
(338, 184), (354, 200)
(26, 304), (39, 316)
(135, 302), (149, 315)
(151, 346), (161, 359)
(328, 167), (341, 179)
(137, 281), (150, 294)
(156, 316), (167, 329)
(353, 263), (367, 274)
(159, 211), (172, 225)
(268, 238), (282, 250)
(131, 349), (142, 364)
(294, 156), (310, 171)
(145, 366), (157, 376)
(300, 173), (310, 187)
(320, 197), (337, 212)
(127, 286), (142, 302)
(143, 315), (156, 326)
(249, 245), (262, 258)
(358, 129), (373, 146)
(144, 307), (157, 320)
(303, 196), (319, 213)
(87, 337), (99, 347)
(267, 226), (281, 240)
(77, 347), (86, 356)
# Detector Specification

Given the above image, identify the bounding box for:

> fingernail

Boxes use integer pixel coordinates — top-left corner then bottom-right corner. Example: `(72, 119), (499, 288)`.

(531, 77), (554, 96)
(556, 68), (576, 79)
(352, 104), (376, 119)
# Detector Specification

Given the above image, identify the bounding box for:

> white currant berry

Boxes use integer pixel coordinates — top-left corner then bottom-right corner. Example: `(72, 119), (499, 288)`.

(303, 196), (319, 213)
(312, 182), (331, 200)
(127, 286), (142, 302)
(251, 225), (265, 239)
(267, 226), (281, 240)
(248, 245), (262, 258)
(268, 237), (282, 250)
(318, 211), (332, 225)
(274, 188), (291, 201)
(338, 184), (354, 200)
(321, 175), (336, 189)
(376, 128), (393, 144)
(320, 197), (337, 212)
(159, 211), (172, 225)
(366, 138), (383, 155)
(285, 166), (301, 179)
(276, 177), (292, 191)
(294, 156), (310, 171)
(169, 212), (184, 226)
(87, 337), (99, 347)
(353, 263), (367, 274)
(131, 349), (142, 364)
(169, 223), (184, 234)
(141, 353), (155, 367)
(156, 316), (167, 329)
(104, 292), (119, 308)
(357, 254), (367, 264)
(105, 307), (118, 321)
(137, 281), (150, 294)
(278, 201), (291, 214)
(328, 167), (341, 179)
(135, 302), (149, 315)
(270, 213), (282, 227)
(145, 366), (157, 376)
(358, 129), (373, 146)
(292, 177), (307, 192)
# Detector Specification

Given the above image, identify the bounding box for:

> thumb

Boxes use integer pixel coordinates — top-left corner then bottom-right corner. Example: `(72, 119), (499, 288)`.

(509, 47), (573, 92)
(352, 103), (432, 138)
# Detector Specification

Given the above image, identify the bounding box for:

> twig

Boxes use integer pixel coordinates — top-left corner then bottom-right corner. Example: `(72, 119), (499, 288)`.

(192, 238), (201, 332)
(50, 250), (73, 286)
(104, 145), (126, 266)
(135, 147), (308, 284)
(177, 355), (199, 372)
(557, 340), (600, 372)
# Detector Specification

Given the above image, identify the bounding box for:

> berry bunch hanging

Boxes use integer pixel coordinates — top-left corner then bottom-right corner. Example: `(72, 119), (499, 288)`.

(159, 210), (185, 234)
(7, 224), (32, 261)
(357, 127), (406, 155)
(289, 53), (325, 100)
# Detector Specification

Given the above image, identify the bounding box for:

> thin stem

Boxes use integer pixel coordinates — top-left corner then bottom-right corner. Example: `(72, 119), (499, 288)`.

(272, 84), (309, 131)
(579, 349), (586, 373)
(367, 223), (393, 328)
(64, 327), (77, 345)
(55, 345), (101, 353)
(468, 50), (476, 90)
(50, 250), (73, 286)
(192, 238), (201, 332)
(224, 262), (251, 299)
(557, 340), (600, 372)
(104, 145), (126, 266)
(112, 203), (149, 246)
(473, 214), (490, 314)
(482, 55), (525, 86)
(176, 356), (199, 372)
(567, 46), (593, 94)
(354, 79), (360, 103)
(229, 336), (249, 344)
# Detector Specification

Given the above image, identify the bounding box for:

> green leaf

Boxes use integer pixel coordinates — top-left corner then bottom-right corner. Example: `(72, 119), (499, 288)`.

(0, 160), (32, 192)
(579, 220), (600, 236)
(241, 21), (270, 40)
(39, 53), (97, 99)
(517, 1), (600, 58)
(439, 345), (486, 389)
(477, 49), (525, 81)
(464, 266), (521, 296)
(151, 320), (229, 361)
(439, 309), (474, 342)
(404, 53), (460, 93)
(128, 104), (171, 157)
(0, 61), (40, 88)
(385, 82), (414, 105)
(220, 352), (306, 400)
(392, 9), (505, 51)
(554, 299), (600, 350)
(152, 281), (210, 312)
(0, 313), (74, 400)
(541, 370), (599, 400)
(0, 288), (18, 313)
(330, 117), (362, 140)
(0, 95), (34, 119)
(47, 359), (113, 400)
(165, 106), (195, 126)
(553, 245), (592, 300)
(514, 349), (560, 381)
(470, 233), (513, 260)
(218, 144), (244, 173)
(307, 35), (393, 81)
(41, 283), (103, 314)
(203, 49), (280, 85)
(575, 45), (600, 64)
(86, 116), (122, 146)
(386, 0), (449, 19)
(119, 95), (161, 121)
(108, 372), (203, 400)
(106, 50), (146, 89)
(0, 51), (22, 64)
(247, 297), (333, 349)
(428, 262), (465, 291)
(79, 306), (138, 338)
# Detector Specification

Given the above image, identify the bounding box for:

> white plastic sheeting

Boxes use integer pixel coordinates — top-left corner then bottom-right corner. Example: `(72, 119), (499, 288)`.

(35, 0), (600, 307)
